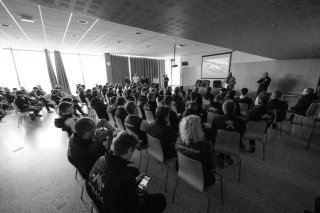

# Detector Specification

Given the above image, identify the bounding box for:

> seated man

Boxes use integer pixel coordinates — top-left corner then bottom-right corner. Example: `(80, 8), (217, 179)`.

(88, 131), (166, 213)
(287, 88), (316, 122)
(51, 89), (62, 105)
(124, 101), (148, 148)
(29, 87), (54, 113)
(148, 106), (178, 159)
(225, 90), (241, 116)
(245, 92), (275, 153)
(91, 91), (109, 120)
(67, 117), (113, 179)
(207, 94), (224, 115)
(172, 87), (185, 114)
(185, 91), (202, 116)
(124, 89), (136, 102)
(114, 97), (128, 125)
(77, 87), (87, 104)
(269, 91), (288, 127)
(14, 90), (41, 119)
(3, 87), (15, 104)
(107, 96), (117, 118)
(143, 92), (157, 118)
(164, 96), (179, 131)
(211, 100), (246, 166)
(235, 88), (253, 110)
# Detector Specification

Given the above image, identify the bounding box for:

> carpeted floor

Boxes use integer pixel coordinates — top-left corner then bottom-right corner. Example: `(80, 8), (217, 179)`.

(0, 111), (319, 213)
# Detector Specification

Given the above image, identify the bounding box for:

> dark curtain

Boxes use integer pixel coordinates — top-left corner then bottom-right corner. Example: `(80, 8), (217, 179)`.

(130, 57), (165, 86)
(54, 50), (72, 94)
(110, 55), (129, 85)
(44, 49), (57, 89)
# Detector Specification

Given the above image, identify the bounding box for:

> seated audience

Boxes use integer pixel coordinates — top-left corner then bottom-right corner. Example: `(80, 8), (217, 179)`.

(219, 88), (227, 99)
(172, 87), (185, 114)
(245, 92), (275, 153)
(54, 101), (79, 136)
(29, 87), (55, 113)
(114, 97), (128, 125)
(88, 131), (166, 213)
(203, 87), (214, 102)
(143, 92), (157, 117)
(124, 101), (148, 148)
(269, 91), (288, 127)
(225, 90), (241, 116)
(67, 117), (113, 179)
(176, 115), (216, 186)
(235, 88), (253, 109)
(287, 88), (317, 122)
(137, 88), (148, 119)
(185, 91), (202, 116)
(51, 89), (62, 105)
(194, 86), (203, 106)
(207, 94), (224, 115)
(14, 90), (41, 119)
(164, 96), (179, 131)
(3, 87), (15, 104)
(78, 87), (87, 104)
(124, 88), (136, 102)
(91, 91), (109, 120)
(107, 96), (117, 118)
(211, 100), (246, 166)
(148, 106), (177, 158)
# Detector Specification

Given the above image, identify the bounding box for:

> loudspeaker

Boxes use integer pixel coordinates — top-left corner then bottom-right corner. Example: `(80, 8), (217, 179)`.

(182, 61), (188, 66)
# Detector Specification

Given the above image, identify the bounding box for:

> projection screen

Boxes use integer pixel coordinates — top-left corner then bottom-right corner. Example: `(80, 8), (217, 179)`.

(201, 52), (232, 79)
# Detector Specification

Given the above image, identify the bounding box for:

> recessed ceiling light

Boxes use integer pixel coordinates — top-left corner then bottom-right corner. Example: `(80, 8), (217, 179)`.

(77, 19), (88, 24)
(21, 15), (34, 23)
(0, 23), (10, 27)
(71, 34), (79, 37)
(194, 44), (198, 47)
(136, 32), (141, 34)
(117, 40), (122, 43)
(16, 36), (20, 38)
(147, 45), (149, 47)
(271, 23), (278, 27)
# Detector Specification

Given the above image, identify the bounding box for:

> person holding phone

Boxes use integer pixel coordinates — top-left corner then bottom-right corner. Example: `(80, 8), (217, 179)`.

(88, 131), (166, 213)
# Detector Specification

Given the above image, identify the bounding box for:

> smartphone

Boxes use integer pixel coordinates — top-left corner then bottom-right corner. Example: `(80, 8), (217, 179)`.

(138, 176), (150, 190)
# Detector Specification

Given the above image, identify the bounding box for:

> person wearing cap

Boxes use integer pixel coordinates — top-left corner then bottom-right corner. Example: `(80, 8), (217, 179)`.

(257, 72), (271, 96)
(148, 106), (178, 159)
(14, 90), (42, 117)
(67, 117), (112, 179)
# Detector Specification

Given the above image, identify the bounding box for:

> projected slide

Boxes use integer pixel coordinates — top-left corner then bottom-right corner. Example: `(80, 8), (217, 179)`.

(201, 53), (232, 79)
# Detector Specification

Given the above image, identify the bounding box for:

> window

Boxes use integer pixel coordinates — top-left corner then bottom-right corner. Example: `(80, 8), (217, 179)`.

(12, 50), (52, 92)
(0, 49), (19, 90)
(61, 53), (84, 94)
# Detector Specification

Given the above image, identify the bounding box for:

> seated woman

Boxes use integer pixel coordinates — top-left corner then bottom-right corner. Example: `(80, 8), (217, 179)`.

(176, 115), (216, 187)
(148, 106), (177, 159)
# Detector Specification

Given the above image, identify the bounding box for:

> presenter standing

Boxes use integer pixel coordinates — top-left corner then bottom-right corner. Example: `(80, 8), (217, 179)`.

(225, 72), (236, 90)
(257, 72), (271, 96)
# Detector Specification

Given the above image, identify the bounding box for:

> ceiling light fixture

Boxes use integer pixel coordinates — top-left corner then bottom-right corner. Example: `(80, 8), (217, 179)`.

(271, 23), (278, 27)
(136, 32), (141, 34)
(20, 16), (34, 23)
(71, 34), (79, 37)
(78, 19), (88, 24)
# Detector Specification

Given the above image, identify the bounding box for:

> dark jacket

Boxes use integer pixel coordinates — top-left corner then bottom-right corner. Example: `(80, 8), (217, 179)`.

(124, 115), (147, 143)
(137, 95), (148, 119)
(79, 92), (87, 104)
(172, 94), (185, 114)
(54, 114), (74, 136)
(168, 109), (179, 131)
(207, 102), (223, 115)
(88, 152), (142, 213)
(67, 133), (105, 179)
(257, 76), (271, 91)
(235, 96), (253, 109)
(14, 97), (30, 111)
(210, 114), (246, 143)
(114, 107), (128, 125)
(291, 94), (314, 115)
(245, 105), (275, 126)
(148, 121), (178, 158)
(176, 137), (215, 187)
(4, 92), (15, 104)
(269, 99), (288, 122)
(91, 98), (109, 120)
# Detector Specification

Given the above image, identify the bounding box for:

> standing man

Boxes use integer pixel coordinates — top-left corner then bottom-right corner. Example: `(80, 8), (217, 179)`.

(257, 72), (271, 96)
(225, 72), (236, 90)
(132, 73), (140, 84)
(163, 75), (169, 89)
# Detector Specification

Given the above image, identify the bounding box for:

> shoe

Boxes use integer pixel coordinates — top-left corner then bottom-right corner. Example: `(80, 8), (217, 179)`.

(240, 142), (246, 150)
(47, 110), (54, 113)
(225, 156), (234, 165)
(35, 114), (43, 117)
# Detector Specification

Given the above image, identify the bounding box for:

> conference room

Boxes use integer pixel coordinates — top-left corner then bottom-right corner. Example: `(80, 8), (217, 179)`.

(0, 0), (319, 213)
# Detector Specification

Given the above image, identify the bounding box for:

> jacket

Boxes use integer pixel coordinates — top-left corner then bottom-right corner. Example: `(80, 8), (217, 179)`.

(68, 133), (106, 179)
(88, 152), (142, 213)
(269, 99), (288, 122)
(291, 94), (314, 115)
(91, 98), (109, 120)
(114, 107), (128, 125)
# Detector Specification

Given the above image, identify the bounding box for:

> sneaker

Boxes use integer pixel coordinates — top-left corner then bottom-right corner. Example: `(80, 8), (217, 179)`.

(225, 156), (234, 165)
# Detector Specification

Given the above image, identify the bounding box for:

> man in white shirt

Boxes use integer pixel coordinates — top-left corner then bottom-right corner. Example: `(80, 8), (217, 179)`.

(152, 75), (159, 84)
(132, 73), (140, 84)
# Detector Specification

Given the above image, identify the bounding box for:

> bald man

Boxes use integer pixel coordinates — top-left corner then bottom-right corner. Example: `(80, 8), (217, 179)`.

(257, 72), (271, 96)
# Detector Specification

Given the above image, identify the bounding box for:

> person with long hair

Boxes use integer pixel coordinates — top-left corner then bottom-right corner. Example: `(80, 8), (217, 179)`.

(176, 115), (216, 186)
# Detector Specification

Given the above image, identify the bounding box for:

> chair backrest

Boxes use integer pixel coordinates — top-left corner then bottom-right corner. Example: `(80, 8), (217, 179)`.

(215, 130), (241, 156)
(171, 104), (178, 114)
(239, 103), (249, 115)
(147, 134), (164, 163)
(137, 107), (143, 118)
(244, 121), (267, 140)
(177, 152), (204, 192)
(115, 117), (125, 131)
(306, 103), (320, 118)
(145, 110), (155, 124)
(213, 80), (222, 88)
(107, 112), (115, 126)
(206, 112), (217, 126)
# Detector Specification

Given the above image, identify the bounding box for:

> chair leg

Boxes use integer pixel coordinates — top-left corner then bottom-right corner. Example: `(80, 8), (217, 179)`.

(164, 164), (169, 193)
(274, 125), (278, 140)
(91, 205), (93, 213)
(220, 176), (224, 205)
(206, 194), (211, 213)
(80, 184), (84, 200)
(145, 154), (150, 173)
(300, 117), (303, 132)
(138, 151), (142, 170)
(238, 158), (241, 183)
(263, 139), (266, 161)
(75, 169), (78, 179)
(306, 119), (316, 151)
(171, 177), (179, 203)
(265, 130), (268, 145)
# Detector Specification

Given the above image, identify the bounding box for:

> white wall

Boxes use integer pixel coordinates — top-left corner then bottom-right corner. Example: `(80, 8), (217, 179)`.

(181, 51), (320, 94)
